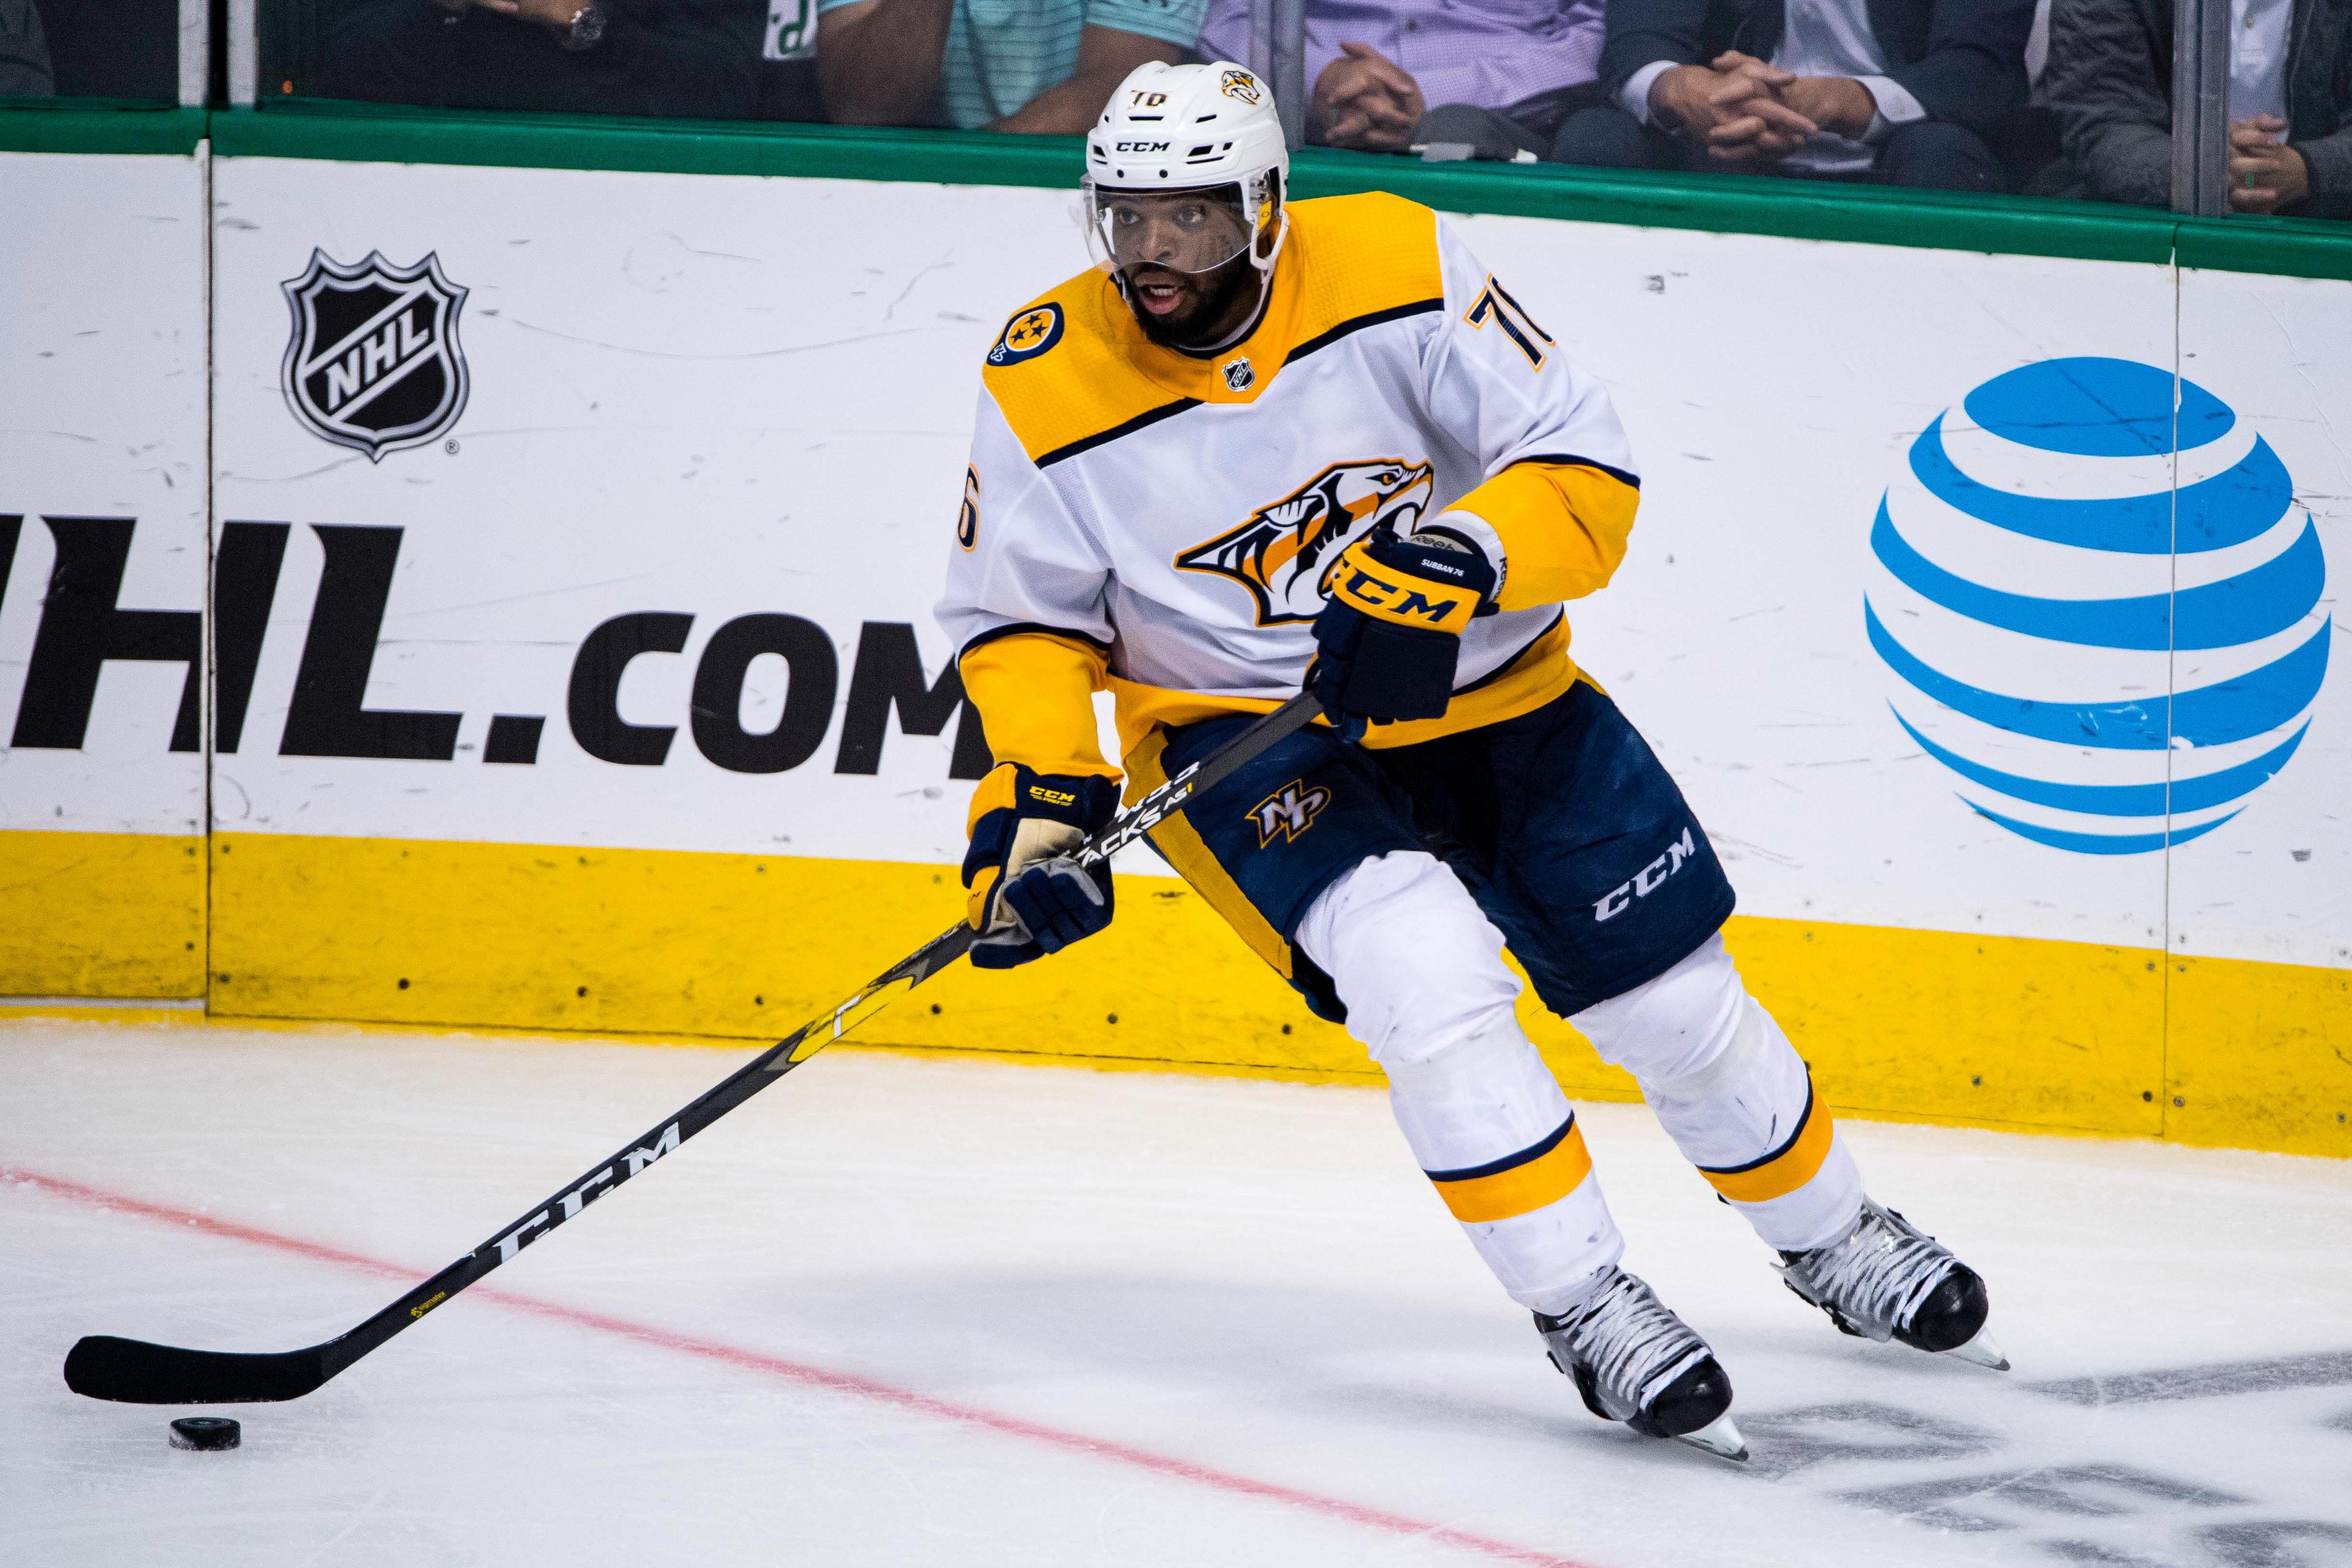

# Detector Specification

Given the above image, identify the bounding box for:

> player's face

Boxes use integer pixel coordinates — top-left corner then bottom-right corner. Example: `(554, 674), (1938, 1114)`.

(1123, 249), (1261, 349)
(1093, 189), (1253, 276)
(1088, 185), (1266, 349)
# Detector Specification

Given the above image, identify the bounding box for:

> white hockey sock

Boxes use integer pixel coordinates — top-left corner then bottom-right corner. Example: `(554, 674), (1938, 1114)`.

(1297, 852), (1625, 1314)
(1381, 1020), (1626, 1315)
(1572, 934), (1863, 1253)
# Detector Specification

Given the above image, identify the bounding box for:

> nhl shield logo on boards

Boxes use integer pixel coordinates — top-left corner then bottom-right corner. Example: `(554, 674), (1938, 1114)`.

(281, 249), (469, 461)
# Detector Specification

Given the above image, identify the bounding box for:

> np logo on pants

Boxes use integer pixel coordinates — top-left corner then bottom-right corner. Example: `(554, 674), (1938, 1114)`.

(1250, 779), (1330, 846)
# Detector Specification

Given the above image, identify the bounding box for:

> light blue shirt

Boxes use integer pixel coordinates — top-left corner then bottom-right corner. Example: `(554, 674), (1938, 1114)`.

(819, 0), (1207, 129)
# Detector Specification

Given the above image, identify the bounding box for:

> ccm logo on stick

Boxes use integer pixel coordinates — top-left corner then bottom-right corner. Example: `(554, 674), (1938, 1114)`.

(1594, 827), (1697, 922)
(492, 1123), (680, 1261)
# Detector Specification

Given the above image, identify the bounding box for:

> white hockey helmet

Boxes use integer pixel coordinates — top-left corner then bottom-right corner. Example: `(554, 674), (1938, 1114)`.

(1083, 61), (1291, 281)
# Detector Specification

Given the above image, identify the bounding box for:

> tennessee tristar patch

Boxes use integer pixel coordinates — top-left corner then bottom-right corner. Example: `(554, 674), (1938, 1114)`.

(989, 303), (1065, 366)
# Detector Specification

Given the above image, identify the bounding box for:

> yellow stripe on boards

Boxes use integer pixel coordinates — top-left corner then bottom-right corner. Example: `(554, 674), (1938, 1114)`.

(1429, 1117), (1595, 1223)
(1709, 917), (2165, 1142)
(0, 830), (205, 998)
(206, 831), (1349, 1072)
(184, 832), (2346, 1160)
(2166, 952), (2352, 1158)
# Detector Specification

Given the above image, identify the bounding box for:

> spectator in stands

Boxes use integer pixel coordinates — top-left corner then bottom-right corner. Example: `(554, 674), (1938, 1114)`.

(0, 0), (54, 96)
(1553, 0), (2033, 189)
(2040, 0), (2352, 215)
(816, 0), (1203, 132)
(325, 0), (762, 120)
(1193, 0), (1606, 159)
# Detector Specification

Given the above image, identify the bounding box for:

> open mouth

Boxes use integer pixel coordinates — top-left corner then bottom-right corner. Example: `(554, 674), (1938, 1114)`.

(1131, 270), (1191, 318)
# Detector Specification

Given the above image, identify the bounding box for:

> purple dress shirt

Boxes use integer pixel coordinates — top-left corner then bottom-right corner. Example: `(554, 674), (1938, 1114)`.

(1196, 0), (1604, 118)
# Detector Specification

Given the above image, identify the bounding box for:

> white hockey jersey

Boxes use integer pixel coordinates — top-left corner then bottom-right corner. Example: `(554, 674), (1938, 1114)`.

(936, 191), (1641, 782)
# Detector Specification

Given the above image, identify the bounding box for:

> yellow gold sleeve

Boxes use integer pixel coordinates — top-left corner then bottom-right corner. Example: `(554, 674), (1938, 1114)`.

(956, 630), (1118, 781)
(1450, 461), (1640, 612)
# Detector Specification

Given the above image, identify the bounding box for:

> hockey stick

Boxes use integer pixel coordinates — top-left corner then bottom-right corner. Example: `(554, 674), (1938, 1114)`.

(64, 692), (1321, 1406)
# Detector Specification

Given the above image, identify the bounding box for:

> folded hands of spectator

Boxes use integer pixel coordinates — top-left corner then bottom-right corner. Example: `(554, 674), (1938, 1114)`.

(1649, 53), (1820, 163)
(1775, 72), (1879, 141)
(1313, 42), (1426, 151)
(2228, 115), (2308, 213)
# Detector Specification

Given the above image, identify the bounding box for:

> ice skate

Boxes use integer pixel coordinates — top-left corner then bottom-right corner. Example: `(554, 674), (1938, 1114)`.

(1535, 1267), (1746, 1461)
(1776, 1197), (2008, 1370)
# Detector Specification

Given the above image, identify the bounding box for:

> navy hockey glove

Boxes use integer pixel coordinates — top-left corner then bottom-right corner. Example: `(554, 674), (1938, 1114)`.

(962, 763), (1121, 970)
(1308, 530), (1496, 741)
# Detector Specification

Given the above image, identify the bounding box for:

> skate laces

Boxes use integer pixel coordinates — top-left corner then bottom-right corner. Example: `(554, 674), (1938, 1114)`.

(1553, 1270), (1710, 1418)
(1784, 1200), (1953, 1341)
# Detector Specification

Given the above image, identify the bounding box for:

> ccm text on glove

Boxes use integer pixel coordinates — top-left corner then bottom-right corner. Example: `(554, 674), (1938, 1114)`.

(961, 763), (1122, 968)
(1308, 528), (1497, 740)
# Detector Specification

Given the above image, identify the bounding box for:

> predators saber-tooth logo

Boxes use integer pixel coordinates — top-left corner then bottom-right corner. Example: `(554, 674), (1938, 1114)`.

(281, 249), (469, 461)
(1176, 459), (1434, 625)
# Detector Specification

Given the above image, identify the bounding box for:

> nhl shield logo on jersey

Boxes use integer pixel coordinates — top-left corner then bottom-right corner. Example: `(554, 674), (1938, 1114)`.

(989, 303), (1065, 366)
(1220, 356), (1254, 391)
(1250, 779), (1330, 846)
(280, 249), (469, 462)
(1176, 459), (1434, 625)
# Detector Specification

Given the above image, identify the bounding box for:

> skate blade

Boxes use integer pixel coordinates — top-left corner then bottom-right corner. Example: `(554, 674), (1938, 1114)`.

(1945, 1324), (2010, 1371)
(1671, 1411), (1749, 1463)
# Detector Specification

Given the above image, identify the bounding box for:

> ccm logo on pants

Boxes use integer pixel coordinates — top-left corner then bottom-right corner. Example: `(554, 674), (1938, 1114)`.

(1594, 827), (1697, 922)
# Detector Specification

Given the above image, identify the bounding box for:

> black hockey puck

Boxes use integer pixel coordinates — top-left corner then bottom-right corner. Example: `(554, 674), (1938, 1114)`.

(168, 1416), (241, 1451)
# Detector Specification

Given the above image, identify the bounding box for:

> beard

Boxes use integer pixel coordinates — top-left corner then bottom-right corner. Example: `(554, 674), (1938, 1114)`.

(1125, 252), (1262, 351)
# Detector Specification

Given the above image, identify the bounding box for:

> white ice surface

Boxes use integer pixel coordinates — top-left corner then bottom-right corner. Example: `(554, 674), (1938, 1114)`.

(4, 1019), (2350, 1568)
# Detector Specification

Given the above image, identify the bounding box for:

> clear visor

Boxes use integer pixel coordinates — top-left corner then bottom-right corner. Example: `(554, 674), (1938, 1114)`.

(1085, 181), (1259, 276)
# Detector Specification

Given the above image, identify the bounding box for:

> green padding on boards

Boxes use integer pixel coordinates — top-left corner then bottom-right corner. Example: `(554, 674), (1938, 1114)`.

(17, 97), (2352, 284)
(0, 103), (206, 156)
(211, 100), (1079, 189)
(2176, 214), (2352, 284)
(210, 101), (2191, 268)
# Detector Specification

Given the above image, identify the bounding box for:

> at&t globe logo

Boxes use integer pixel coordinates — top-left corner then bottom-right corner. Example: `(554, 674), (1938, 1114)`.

(1867, 357), (2329, 854)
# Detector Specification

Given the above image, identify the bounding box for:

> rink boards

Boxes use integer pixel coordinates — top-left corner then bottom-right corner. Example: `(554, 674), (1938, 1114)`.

(1, 135), (2346, 1156)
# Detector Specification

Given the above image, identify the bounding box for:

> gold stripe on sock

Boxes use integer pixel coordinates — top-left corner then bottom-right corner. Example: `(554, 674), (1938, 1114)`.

(1427, 1114), (1594, 1223)
(1697, 1080), (1835, 1204)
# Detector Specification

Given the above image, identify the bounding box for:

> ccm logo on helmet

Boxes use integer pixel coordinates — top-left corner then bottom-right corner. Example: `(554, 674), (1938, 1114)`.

(1116, 140), (1172, 153)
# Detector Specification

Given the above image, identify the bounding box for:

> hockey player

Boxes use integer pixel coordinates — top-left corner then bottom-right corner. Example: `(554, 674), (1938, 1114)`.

(937, 59), (2005, 1461)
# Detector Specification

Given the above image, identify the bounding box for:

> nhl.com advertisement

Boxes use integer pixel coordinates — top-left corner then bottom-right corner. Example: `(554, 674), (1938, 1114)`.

(9, 155), (2348, 980)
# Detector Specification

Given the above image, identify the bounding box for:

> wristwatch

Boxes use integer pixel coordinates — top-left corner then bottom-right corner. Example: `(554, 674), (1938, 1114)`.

(558, 2), (608, 50)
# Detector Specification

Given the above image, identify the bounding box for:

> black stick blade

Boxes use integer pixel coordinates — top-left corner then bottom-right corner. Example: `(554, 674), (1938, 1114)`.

(64, 1335), (329, 1404)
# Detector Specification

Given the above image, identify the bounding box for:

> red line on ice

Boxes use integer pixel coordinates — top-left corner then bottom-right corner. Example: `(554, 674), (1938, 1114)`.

(7, 1166), (1596, 1568)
